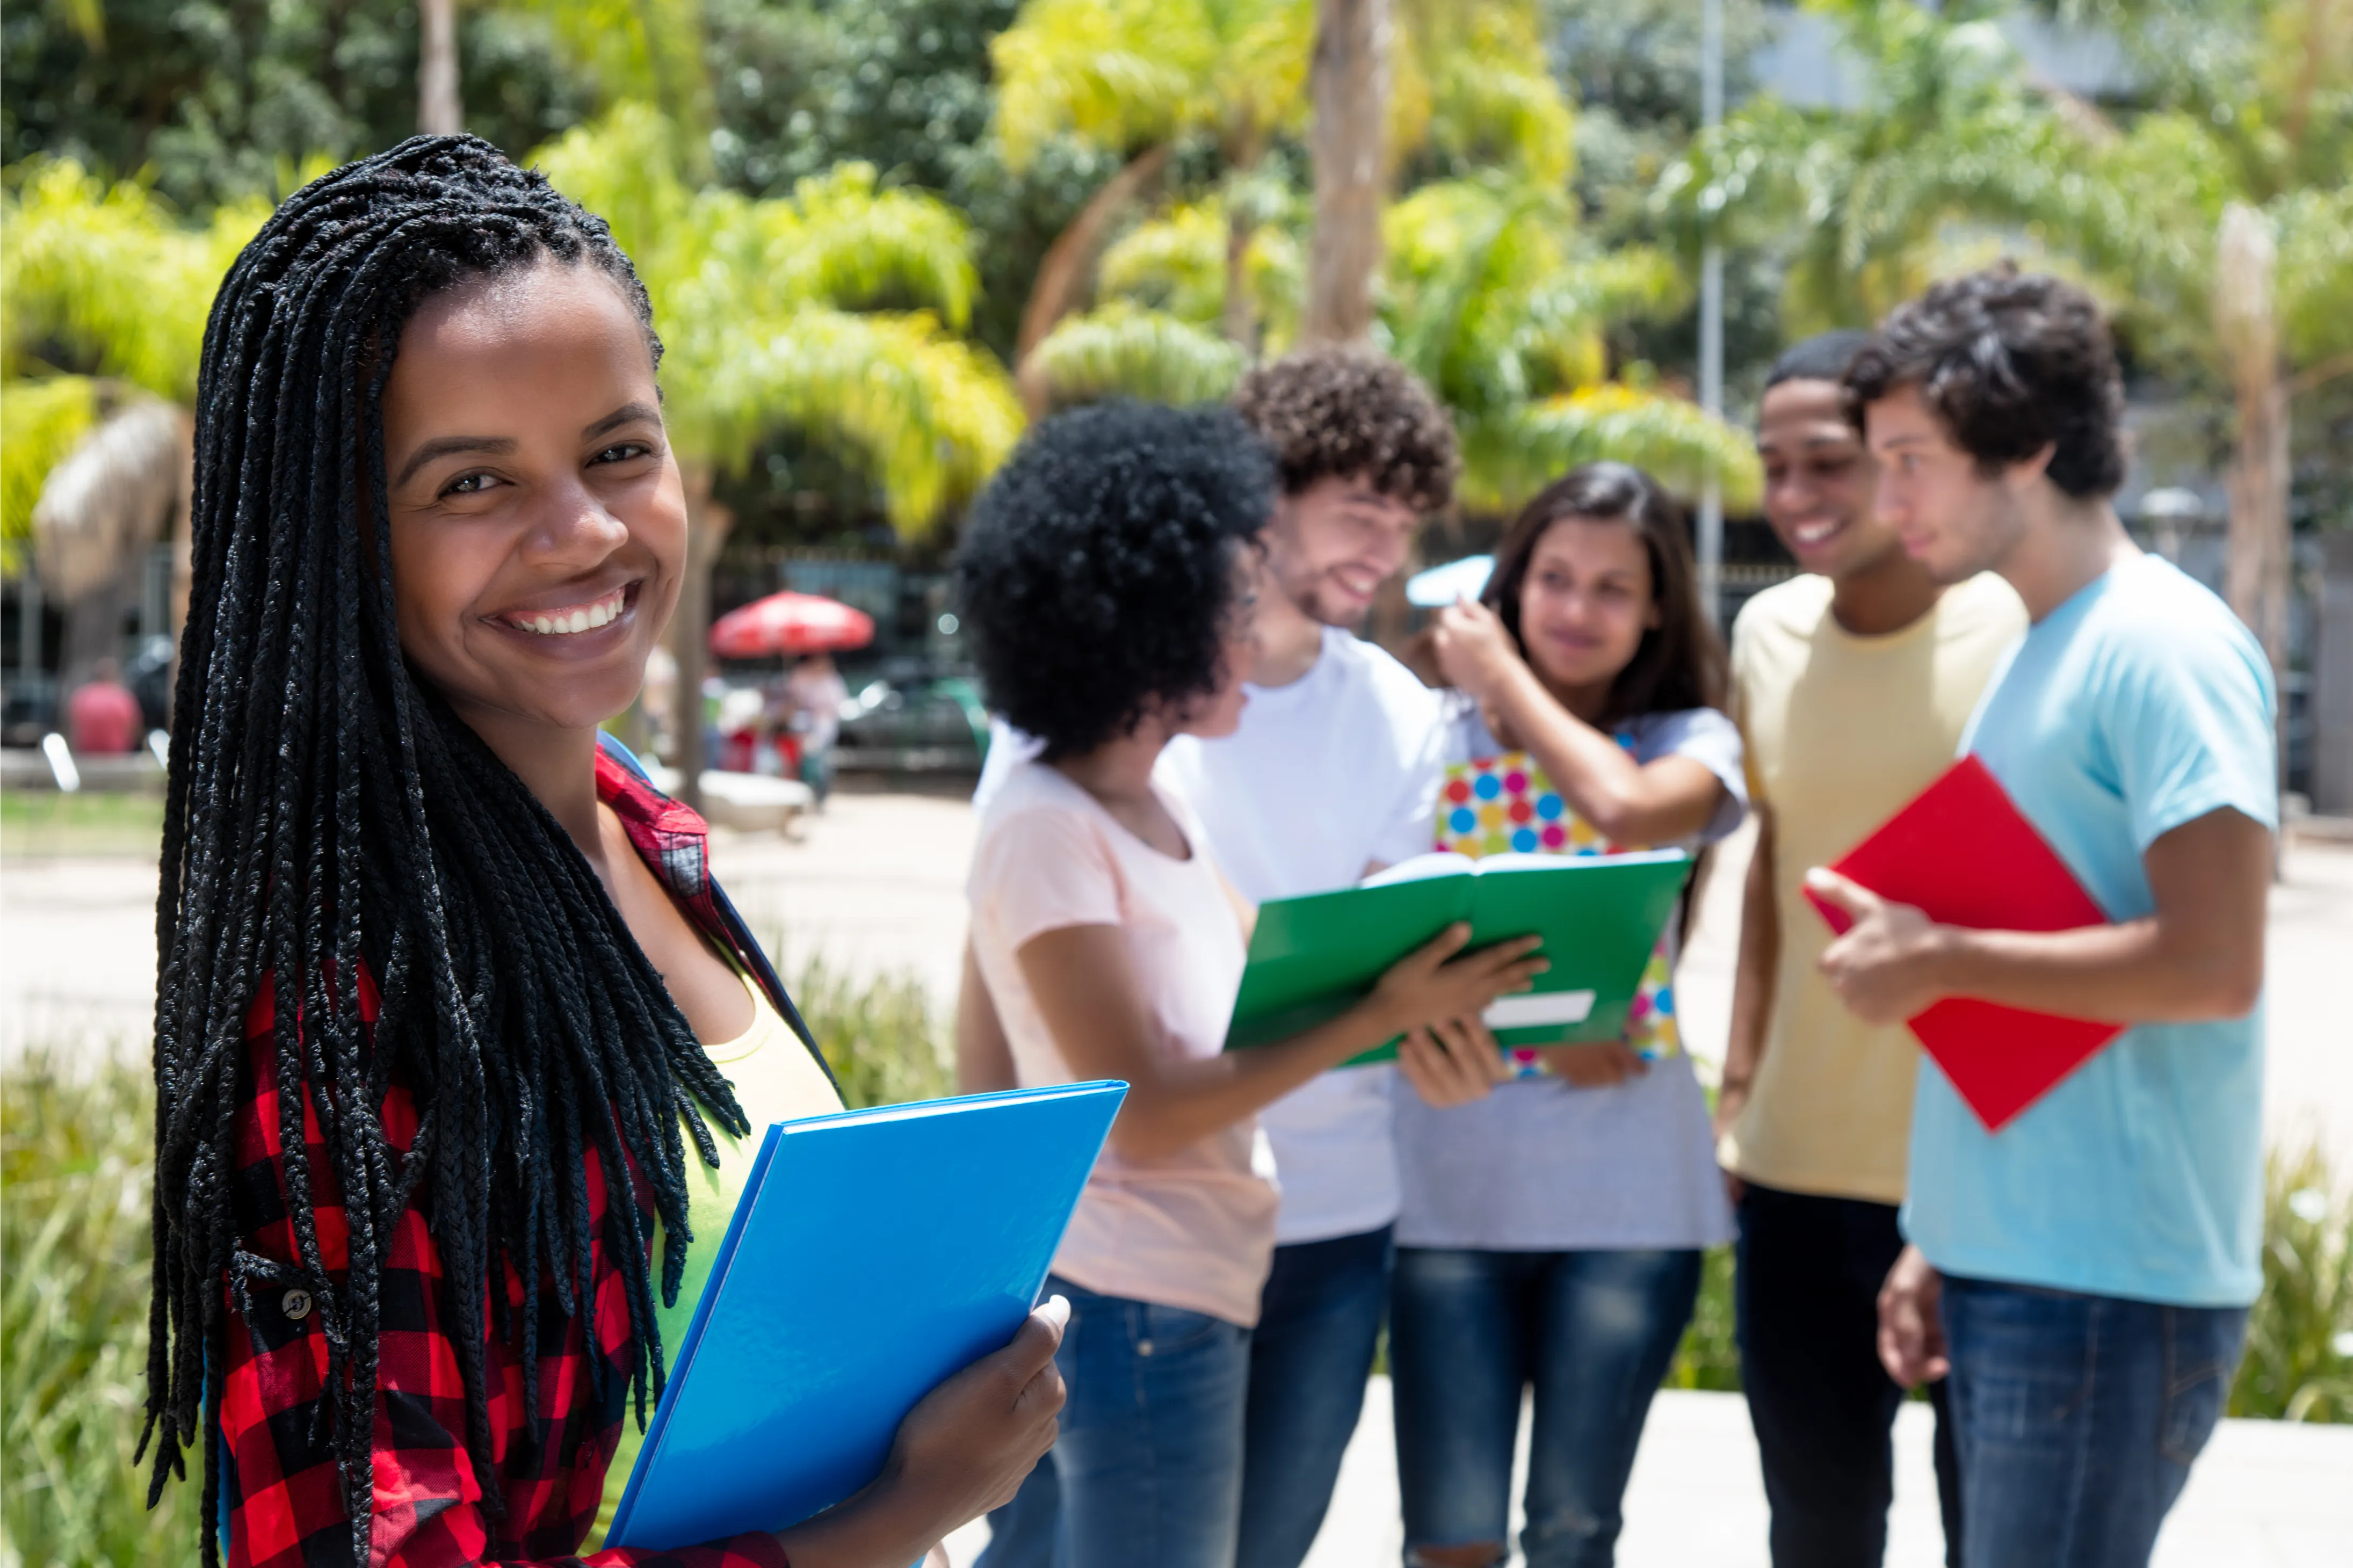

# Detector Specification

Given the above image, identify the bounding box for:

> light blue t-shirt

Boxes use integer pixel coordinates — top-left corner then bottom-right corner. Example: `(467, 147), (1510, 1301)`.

(1902, 554), (2277, 1308)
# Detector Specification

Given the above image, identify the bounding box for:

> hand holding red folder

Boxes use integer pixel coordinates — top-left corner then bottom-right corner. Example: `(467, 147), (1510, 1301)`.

(1804, 755), (2120, 1132)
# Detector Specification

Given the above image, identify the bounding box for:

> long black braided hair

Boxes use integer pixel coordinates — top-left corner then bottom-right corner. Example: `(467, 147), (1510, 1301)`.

(141, 135), (750, 1566)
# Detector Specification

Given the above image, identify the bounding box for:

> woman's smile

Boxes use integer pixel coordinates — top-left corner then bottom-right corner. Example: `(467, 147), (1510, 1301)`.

(490, 579), (640, 638)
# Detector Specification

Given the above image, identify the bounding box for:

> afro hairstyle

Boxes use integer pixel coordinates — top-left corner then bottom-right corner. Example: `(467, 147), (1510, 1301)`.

(955, 400), (1274, 758)
(1232, 346), (1459, 513)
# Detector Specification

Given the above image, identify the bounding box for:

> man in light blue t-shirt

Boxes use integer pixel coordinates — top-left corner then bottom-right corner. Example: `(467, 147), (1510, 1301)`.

(1805, 267), (2275, 1568)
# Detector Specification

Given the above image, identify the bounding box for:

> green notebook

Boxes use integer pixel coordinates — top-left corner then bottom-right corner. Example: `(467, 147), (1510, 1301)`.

(1225, 849), (1691, 1063)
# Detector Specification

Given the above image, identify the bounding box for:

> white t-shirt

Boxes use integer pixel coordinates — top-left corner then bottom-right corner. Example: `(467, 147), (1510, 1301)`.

(1158, 628), (1446, 1244)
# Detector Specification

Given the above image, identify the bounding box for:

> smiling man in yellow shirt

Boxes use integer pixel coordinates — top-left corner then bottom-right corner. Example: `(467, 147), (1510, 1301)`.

(1718, 332), (2024, 1568)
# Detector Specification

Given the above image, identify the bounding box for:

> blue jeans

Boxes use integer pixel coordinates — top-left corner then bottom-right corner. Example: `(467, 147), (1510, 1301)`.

(1939, 1275), (2246, 1568)
(976, 1277), (1252, 1568)
(1236, 1225), (1395, 1568)
(1391, 1247), (1702, 1568)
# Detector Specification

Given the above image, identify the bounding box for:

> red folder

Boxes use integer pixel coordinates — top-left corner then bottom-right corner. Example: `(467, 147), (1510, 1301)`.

(1805, 755), (2120, 1132)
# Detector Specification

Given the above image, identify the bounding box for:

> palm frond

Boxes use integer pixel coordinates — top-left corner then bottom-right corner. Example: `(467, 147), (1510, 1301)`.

(1097, 199), (1304, 338)
(1, 161), (266, 403)
(1025, 302), (1248, 411)
(690, 309), (1023, 532)
(504, 0), (713, 134)
(1461, 386), (1764, 515)
(1, 375), (98, 576)
(990, 0), (1210, 169)
(1421, 1), (1574, 185)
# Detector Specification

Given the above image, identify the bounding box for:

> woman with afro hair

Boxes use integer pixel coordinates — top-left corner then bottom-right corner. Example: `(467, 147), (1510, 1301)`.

(957, 401), (1546, 1568)
(144, 136), (1063, 1568)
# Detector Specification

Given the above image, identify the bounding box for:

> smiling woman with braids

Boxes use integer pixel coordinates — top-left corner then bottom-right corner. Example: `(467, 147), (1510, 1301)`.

(141, 136), (1065, 1568)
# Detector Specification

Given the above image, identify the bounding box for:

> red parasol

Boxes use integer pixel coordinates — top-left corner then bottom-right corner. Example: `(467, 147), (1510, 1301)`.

(708, 591), (877, 658)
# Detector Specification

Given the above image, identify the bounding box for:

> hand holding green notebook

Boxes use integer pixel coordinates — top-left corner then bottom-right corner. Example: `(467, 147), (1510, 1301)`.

(1224, 849), (1690, 1063)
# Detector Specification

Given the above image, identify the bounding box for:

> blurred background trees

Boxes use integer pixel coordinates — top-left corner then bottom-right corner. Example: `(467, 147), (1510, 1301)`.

(3, 0), (2344, 785)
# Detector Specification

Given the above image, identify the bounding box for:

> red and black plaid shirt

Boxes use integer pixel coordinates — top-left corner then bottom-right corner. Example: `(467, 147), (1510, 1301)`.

(215, 749), (794, 1568)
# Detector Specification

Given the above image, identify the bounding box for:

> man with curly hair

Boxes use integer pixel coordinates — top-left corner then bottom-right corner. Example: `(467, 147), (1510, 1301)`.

(1813, 267), (2275, 1568)
(968, 349), (1495, 1568)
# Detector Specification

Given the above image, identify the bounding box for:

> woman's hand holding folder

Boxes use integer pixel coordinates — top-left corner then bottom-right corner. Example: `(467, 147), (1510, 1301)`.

(770, 1295), (1071, 1568)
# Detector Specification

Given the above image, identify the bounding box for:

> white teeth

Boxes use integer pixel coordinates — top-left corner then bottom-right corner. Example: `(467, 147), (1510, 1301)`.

(513, 591), (625, 636)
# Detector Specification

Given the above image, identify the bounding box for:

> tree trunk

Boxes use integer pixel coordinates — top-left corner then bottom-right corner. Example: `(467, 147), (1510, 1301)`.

(1013, 144), (1172, 415)
(2216, 204), (2290, 789)
(668, 462), (736, 816)
(1222, 200), (1259, 353)
(1302, 0), (1392, 346)
(418, 0), (462, 135)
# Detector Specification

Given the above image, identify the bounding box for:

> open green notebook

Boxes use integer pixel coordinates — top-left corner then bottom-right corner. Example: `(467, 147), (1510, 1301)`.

(1224, 849), (1690, 1062)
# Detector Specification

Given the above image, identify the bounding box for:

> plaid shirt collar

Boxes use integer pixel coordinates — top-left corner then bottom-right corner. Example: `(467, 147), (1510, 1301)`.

(596, 744), (729, 939)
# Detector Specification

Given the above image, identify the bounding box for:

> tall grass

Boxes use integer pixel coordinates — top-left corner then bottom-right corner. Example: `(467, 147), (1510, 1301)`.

(787, 956), (954, 1110)
(2231, 1144), (2353, 1421)
(1, 1055), (198, 1568)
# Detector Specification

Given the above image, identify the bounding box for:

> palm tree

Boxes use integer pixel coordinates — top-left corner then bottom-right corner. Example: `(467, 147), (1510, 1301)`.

(531, 104), (1023, 805)
(990, 0), (1572, 395)
(2, 160), (270, 683)
(1027, 177), (1760, 517)
(1661, 0), (2353, 757)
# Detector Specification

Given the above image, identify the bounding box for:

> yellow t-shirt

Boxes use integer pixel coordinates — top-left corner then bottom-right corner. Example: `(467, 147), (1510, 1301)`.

(593, 968), (843, 1547)
(1719, 571), (2026, 1204)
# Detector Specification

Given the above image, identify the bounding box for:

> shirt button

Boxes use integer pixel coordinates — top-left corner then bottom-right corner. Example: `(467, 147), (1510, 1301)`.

(281, 1288), (313, 1322)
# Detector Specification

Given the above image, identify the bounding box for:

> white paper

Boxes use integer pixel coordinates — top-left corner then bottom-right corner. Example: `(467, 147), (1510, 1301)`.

(1481, 990), (1598, 1029)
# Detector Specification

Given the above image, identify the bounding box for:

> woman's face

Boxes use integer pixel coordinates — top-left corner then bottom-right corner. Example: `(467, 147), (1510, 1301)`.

(382, 260), (683, 738)
(1172, 546), (1265, 741)
(1514, 516), (1658, 694)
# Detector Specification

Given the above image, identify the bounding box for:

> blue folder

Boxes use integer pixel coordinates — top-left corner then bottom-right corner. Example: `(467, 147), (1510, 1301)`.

(605, 1080), (1128, 1553)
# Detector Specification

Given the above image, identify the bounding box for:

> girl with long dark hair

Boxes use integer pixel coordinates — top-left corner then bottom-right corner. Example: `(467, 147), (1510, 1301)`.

(1389, 462), (1749, 1568)
(142, 136), (1061, 1568)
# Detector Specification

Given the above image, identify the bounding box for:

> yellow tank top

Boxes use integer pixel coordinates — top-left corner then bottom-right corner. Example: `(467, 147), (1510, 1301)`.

(592, 968), (842, 1547)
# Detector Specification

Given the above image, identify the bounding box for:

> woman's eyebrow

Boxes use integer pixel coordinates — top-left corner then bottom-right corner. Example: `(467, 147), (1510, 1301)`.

(583, 402), (660, 440)
(395, 435), (516, 485)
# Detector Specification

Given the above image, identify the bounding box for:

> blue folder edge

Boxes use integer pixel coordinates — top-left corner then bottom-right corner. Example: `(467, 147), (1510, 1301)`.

(609, 1117), (786, 1541)
(606, 1080), (1128, 1548)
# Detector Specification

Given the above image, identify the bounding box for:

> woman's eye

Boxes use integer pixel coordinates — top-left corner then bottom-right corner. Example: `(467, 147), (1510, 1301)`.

(442, 472), (498, 498)
(593, 442), (653, 465)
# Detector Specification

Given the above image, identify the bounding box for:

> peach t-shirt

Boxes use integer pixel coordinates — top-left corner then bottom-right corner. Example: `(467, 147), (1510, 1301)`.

(967, 758), (1277, 1327)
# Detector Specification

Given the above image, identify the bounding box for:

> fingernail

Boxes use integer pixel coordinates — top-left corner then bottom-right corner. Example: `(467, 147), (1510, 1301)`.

(1039, 1294), (1071, 1329)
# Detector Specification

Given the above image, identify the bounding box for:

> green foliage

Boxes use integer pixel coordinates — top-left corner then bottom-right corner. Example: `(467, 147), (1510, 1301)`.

(532, 105), (1022, 532)
(0, 788), (167, 860)
(1, 1056), (201, 1568)
(0, 374), (96, 575)
(1, 159), (270, 402)
(1664, 1243), (1741, 1392)
(1028, 300), (1250, 409)
(788, 958), (955, 1111)
(0, 0), (591, 212)
(2232, 1145), (2353, 1422)
(991, 0), (1314, 170)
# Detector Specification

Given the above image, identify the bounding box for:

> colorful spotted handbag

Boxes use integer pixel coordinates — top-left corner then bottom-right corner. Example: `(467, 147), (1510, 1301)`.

(1436, 750), (1681, 1071)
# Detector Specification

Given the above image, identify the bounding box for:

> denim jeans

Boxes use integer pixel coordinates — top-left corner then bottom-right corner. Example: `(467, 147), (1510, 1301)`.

(1235, 1225), (1395, 1568)
(1939, 1275), (2246, 1568)
(1391, 1246), (1702, 1568)
(1735, 1182), (1963, 1567)
(975, 1276), (1252, 1568)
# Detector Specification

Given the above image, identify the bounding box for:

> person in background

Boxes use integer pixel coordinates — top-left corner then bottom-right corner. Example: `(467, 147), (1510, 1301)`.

(788, 650), (849, 804)
(1823, 266), (2274, 1568)
(959, 400), (1545, 1568)
(66, 655), (144, 753)
(968, 349), (1504, 1568)
(1398, 462), (1749, 1568)
(1717, 331), (2023, 1566)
